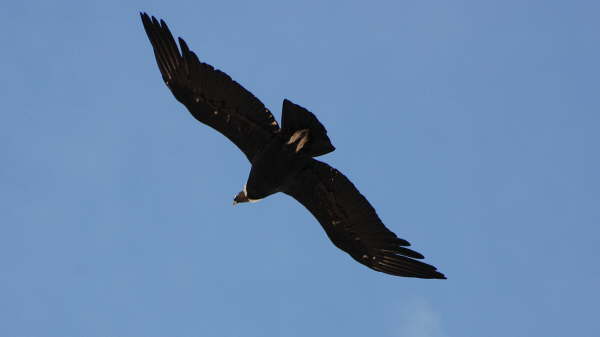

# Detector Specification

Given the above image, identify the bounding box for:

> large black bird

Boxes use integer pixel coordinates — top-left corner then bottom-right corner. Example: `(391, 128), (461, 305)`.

(140, 13), (445, 279)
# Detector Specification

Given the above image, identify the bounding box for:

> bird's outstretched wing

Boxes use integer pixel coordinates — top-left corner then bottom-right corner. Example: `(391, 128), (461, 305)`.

(141, 13), (280, 161)
(284, 159), (446, 279)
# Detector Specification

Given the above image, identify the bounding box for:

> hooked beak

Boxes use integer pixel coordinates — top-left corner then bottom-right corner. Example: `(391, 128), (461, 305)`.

(233, 190), (248, 206)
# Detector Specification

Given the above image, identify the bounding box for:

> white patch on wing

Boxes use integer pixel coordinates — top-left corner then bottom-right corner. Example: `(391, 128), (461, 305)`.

(295, 136), (309, 152)
(286, 129), (307, 144)
(287, 129), (310, 152)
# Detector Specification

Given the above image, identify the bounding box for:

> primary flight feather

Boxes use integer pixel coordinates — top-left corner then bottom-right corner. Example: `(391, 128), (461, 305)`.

(140, 13), (445, 279)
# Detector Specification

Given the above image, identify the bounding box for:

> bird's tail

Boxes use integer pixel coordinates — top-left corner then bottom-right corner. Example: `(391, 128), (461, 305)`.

(280, 99), (335, 157)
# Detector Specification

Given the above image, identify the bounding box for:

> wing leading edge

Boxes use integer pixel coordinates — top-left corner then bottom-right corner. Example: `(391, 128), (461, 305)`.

(285, 159), (446, 279)
(140, 13), (280, 161)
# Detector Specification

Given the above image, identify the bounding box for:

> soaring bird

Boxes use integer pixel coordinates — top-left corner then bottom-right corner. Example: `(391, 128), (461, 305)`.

(140, 13), (445, 279)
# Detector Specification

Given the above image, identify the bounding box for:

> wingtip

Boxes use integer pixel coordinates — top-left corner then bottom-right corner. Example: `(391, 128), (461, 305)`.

(397, 238), (411, 246)
(140, 12), (153, 21)
(397, 247), (425, 259)
(411, 269), (447, 280)
(427, 268), (446, 279)
(433, 272), (447, 280)
(178, 37), (189, 51)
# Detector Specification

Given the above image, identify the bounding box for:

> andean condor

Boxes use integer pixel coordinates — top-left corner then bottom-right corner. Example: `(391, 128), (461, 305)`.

(140, 13), (446, 279)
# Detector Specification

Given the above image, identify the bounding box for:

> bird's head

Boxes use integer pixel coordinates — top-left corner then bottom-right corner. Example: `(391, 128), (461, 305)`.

(233, 184), (261, 205)
(233, 190), (250, 205)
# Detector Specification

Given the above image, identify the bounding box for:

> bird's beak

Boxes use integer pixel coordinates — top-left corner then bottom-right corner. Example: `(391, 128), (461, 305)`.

(233, 190), (246, 206)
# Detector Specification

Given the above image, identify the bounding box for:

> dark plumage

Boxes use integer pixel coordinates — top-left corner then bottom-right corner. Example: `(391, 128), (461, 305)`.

(140, 13), (446, 279)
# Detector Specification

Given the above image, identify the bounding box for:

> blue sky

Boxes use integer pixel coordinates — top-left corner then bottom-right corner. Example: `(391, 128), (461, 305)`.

(2, 1), (599, 336)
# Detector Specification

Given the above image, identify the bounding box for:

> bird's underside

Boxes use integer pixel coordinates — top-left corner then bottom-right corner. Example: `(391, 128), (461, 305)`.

(141, 12), (446, 279)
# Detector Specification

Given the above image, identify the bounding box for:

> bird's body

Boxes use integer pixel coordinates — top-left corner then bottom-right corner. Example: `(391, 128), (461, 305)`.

(141, 13), (446, 279)
(245, 135), (310, 200)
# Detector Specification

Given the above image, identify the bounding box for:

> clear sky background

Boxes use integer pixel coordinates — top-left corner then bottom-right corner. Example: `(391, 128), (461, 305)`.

(2, 1), (599, 336)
